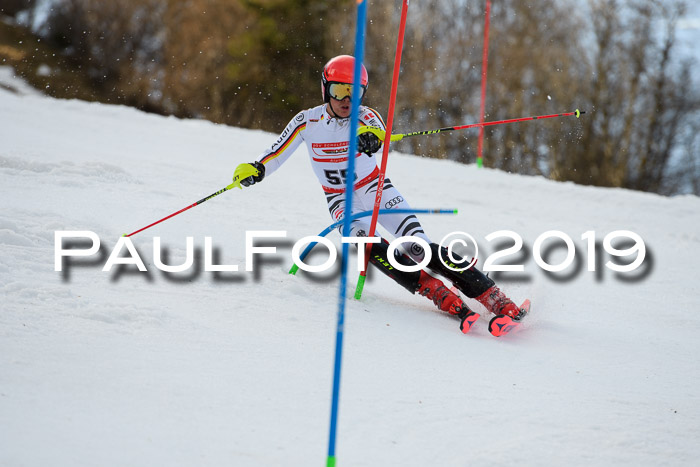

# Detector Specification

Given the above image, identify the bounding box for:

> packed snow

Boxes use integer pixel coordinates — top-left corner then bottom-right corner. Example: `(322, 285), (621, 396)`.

(1, 67), (699, 466)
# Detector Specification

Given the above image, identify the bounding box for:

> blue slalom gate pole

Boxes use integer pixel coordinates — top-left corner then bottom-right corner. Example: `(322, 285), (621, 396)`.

(327, 1), (368, 465)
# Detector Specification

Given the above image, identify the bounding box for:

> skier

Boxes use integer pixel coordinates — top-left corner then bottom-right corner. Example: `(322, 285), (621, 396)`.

(234, 55), (523, 333)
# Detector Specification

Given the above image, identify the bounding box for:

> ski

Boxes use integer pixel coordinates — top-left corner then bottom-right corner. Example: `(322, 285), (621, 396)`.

(459, 310), (480, 334)
(488, 299), (531, 337)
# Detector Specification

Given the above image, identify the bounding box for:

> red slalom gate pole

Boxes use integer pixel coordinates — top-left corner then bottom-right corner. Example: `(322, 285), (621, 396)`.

(354, 0), (410, 300)
(477, 0), (491, 168)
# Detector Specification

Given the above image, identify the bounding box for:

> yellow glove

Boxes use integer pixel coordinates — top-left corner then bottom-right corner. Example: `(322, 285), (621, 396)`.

(231, 161), (265, 189)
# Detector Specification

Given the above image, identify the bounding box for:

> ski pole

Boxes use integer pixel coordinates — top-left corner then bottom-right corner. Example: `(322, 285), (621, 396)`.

(357, 109), (585, 142)
(122, 163), (259, 237)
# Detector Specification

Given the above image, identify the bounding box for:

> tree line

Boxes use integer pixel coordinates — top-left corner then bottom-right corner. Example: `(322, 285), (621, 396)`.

(4, 0), (699, 195)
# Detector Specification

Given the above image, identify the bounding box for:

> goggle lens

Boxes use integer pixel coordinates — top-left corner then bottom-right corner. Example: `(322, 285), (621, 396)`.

(328, 82), (366, 101)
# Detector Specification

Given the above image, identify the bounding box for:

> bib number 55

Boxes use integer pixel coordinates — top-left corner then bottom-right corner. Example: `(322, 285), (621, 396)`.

(324, 169), (357, 186)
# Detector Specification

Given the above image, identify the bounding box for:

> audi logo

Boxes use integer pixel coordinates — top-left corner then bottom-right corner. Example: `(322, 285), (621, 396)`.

(384, 196), (404, 209)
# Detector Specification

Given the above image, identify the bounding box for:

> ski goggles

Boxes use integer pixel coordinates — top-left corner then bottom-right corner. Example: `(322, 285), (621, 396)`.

(327, 82), (367, 101)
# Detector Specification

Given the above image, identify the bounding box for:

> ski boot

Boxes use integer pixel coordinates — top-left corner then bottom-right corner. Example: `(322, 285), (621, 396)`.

(417, 271), (479, 333)
(474, 285), (525, 320)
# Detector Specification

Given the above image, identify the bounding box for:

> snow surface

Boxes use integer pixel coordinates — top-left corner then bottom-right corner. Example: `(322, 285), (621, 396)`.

(1, 69), (700, 466)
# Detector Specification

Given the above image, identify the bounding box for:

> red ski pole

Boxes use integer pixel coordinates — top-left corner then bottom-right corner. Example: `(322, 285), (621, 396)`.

(400, 109), (585, 139)
(357, 109), (586, 143)
(123, 186), (229, 237)
(122, 164), (259, 237)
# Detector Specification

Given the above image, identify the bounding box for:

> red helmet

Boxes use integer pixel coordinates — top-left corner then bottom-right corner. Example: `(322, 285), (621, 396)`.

(321, 55), (369, 103)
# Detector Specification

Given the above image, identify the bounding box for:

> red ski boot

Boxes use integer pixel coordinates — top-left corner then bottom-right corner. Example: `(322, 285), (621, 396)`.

(474, 285), (523, 319)
(417, 271), (479, 333)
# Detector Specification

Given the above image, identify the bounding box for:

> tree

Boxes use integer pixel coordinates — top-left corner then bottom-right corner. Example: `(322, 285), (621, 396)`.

(159, 0), (250, 122)
(224, 0), (345, 129)
(41, 0), (163, 111)
(561, 0), (699, 193)
(0, 0), (35, 18)
(30, 0), (699, 194)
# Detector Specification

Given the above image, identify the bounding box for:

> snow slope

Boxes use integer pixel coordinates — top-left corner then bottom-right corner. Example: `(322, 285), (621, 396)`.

(1, 69), (700, 466)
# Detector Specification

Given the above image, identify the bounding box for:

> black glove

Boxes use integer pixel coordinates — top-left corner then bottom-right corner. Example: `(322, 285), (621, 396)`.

(357, 132), (382, 156)
(239, 161), (266, 187)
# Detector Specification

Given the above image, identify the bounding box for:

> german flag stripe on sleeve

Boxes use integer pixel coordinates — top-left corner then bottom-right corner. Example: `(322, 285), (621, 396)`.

(260, 122), (306, 165)
(364, 107), (386, 128)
